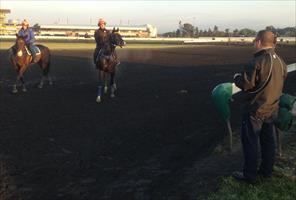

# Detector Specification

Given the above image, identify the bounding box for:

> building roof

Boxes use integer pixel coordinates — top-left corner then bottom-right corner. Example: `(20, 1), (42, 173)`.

(40, 24), (152, 31)
(0, 9), (11, 13)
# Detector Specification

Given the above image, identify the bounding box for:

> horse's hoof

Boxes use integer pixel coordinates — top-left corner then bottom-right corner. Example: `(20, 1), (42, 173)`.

(38, 84), (43, 89)
(113, 84), (117, 90)
(96, 96), (101, 103)
(49, 81), (53, 86)
(12, 89), (18, 94)
(104, 87), (108, 94)
(22, 88), (27, 92)
(110, 94), (115, 98)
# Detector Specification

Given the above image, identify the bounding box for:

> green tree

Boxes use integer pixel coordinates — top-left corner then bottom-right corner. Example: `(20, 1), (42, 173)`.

(212, 25), (219, 36)
(238, 28), (256, 36)
(214, 25), (218, 32)
(208, 28), (213, 36)
(176, 29), (181, 37)
(266, 25), (277, 33)
(182, 23), (195, 37)
(282, 27), (296, 37)
(276, 27), (296, 37)
(194, 27), (199, 37)
(225, 28), (230, 37)
(199, 30), (204, 37)
(162, 31), (176, 37)
(232, 29), (239, 37)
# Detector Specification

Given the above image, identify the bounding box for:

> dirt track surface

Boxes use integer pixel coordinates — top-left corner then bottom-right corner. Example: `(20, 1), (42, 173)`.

(0, 44), (296, 200)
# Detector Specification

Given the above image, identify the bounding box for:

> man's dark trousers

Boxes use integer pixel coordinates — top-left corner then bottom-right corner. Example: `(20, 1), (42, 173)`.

(241, 114), (276, 180)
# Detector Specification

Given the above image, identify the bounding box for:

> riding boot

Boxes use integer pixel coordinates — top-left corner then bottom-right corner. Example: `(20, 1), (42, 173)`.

(32, 53), (38, 63)
(93, 48), (99, 64)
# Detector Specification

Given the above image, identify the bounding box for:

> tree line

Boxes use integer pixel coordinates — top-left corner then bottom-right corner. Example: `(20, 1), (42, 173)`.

(162, 22), (296, 38)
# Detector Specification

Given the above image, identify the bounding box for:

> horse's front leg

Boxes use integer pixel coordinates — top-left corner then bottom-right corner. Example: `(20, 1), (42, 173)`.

(12, 78), (18, 94)
(20, 77), (27, 92)
(12, 65), (26, 93)
(110, 73), (116, 98)
(39, 62), (52, 88)
(40, 73), (53, 87)
(38, 76), (44, 89)
(13, 75), (27, 93)
(18, 65), (28, 92)
(104, 72), (108, 94)
(38, 74), (52, 88)
(96, 70), (104, 103)
(11, 63), (19, 93)
(48, 75), (53, 86)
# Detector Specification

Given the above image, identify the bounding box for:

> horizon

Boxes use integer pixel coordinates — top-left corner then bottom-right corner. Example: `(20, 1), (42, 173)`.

(1, 0), (295, 33)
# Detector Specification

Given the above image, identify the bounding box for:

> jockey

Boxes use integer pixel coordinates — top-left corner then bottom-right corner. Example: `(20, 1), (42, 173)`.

(93, 18), (110, 65)
(18, 19), (38, 63)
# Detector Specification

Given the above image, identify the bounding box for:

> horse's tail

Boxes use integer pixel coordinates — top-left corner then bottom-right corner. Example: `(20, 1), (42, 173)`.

(37, 45), (51, 76)
(7, 45), (16, 58)
(7, 46), (18, 70)
(7, 47), (13, 60)
(42, 61), (50, 76)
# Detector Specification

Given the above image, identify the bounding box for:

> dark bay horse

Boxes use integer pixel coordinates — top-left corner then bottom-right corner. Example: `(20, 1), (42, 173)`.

(95, 28), (125, 103)
(8, 34), (52, 93)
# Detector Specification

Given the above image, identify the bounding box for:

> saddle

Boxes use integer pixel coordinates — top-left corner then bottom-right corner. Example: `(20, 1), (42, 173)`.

(97, 53), (120, 73)
(25, 45), (41, 63)
(99, 54), (119, 73)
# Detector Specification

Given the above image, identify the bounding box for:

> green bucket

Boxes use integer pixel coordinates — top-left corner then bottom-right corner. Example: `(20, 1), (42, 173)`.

(212, 83), (233, 122)
(275, 107), (293, 131)
(279, 93), (296, 111)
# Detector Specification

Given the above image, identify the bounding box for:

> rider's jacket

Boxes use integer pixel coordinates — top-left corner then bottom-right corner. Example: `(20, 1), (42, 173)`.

(94, 28), (109, 49)
(18, 28), (36, 44)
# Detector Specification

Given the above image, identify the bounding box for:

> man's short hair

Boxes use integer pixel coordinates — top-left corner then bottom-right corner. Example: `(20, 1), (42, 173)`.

(256, 30), (277, 46)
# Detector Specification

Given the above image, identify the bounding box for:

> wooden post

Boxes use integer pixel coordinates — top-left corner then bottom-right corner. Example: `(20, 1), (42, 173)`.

(226, 120), (233, 153)
(275, 127), (282, 157)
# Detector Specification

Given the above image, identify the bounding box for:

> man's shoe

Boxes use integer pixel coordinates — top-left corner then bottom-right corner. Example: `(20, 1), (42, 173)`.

(257, 171), (272, 179)
(232, 171), (256, 183)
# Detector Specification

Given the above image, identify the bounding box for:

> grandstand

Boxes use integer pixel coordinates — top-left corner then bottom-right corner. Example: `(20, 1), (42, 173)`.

(38, 24), (157, 38)
(0, 9), (15, 35)
(1, 8), (157, 37)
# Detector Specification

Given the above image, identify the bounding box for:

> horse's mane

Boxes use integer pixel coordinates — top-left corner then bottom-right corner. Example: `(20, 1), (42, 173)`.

(101, 33), (115, 55)
(101, 29), (123, 57)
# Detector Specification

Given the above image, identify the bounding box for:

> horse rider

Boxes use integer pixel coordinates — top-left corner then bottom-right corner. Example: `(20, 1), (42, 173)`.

(93, 18), (110, 66)
(18, 19), (39, 63)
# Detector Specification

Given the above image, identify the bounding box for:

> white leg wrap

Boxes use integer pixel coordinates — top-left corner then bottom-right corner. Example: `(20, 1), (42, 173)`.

(96, 96), (101, 103)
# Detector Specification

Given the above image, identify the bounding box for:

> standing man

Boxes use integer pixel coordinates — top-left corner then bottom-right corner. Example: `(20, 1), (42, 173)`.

(232, 30), (287, 182)
(93, 18), (110, 67)
(18, 19), (38, 63)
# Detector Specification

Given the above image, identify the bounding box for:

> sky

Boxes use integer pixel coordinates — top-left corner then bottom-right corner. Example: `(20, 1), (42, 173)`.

(0, 0), (295, 33)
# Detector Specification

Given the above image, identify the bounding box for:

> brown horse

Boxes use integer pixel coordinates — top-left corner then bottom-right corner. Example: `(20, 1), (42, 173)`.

(8, 34), (52, 93)
(95, 28), (125, 103)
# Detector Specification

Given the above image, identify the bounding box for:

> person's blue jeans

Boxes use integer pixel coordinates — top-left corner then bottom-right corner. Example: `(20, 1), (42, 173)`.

(28, 43), (37, 60)
(241, 114), (276, 180)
